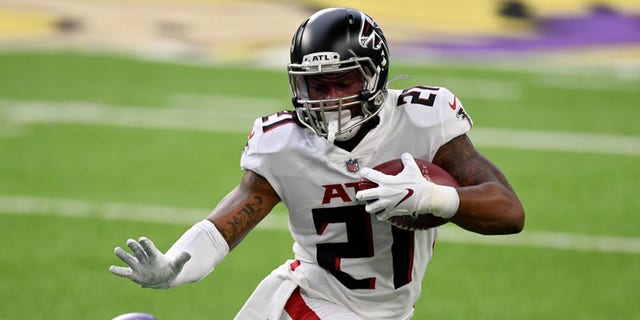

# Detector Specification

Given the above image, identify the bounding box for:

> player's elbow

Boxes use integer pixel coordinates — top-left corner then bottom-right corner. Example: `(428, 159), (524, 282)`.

(482, 187), (525, 235)
(454, 182), (525, 235)
(504, 208), (525, 234)
(498, 196), (525, 234)
(475, 207), (524, 235)
(488, 182), (525, 234)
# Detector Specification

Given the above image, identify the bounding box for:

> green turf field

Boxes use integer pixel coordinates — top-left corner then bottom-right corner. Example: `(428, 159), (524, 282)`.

(1, 51), (639, 319)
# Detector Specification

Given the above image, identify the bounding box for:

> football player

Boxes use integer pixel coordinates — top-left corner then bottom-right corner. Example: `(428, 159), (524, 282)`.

(110, 7), (525, 319)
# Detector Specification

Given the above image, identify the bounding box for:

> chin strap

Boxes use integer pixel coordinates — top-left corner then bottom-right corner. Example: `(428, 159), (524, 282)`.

(325, 110), (364, 144)
(327, 120), (338, 144)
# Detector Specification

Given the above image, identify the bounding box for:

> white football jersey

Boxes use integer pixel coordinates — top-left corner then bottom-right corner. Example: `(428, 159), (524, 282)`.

(240, 86), (472, 319)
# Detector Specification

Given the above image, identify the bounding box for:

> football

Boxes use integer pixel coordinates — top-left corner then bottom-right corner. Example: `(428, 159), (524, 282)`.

(357, 158), (460, 230)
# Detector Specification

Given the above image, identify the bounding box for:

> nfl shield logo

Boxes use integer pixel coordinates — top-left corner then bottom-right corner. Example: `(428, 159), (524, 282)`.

(346, 159), (360, 173)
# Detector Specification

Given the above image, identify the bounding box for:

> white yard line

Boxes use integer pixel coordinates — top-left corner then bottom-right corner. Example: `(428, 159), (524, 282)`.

(1, 99), (639, 155)
(437, 227), (640, 254)
(0, 98), (277, 134)
(468, 128), (640, 156)
(1, 194), (639, 254)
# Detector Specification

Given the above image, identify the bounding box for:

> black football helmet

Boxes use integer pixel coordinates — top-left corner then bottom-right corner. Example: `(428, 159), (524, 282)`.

(288, 7), (389, 142)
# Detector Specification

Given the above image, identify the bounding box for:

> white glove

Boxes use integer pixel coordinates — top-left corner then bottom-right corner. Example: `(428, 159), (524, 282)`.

(109, 237), (191, 289)
(356, 153), (460, 221)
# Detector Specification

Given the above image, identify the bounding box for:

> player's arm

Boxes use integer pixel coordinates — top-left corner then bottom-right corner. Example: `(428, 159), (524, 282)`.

(109, 170), (281, 288)
(433, 134), (525, 235)
(208, 170), (281, 250)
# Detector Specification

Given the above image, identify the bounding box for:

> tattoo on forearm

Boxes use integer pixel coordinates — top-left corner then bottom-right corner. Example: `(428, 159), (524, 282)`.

(212, 171), (279, 248)
(235, 196), (264, 227)
(219, 195), (265, 244)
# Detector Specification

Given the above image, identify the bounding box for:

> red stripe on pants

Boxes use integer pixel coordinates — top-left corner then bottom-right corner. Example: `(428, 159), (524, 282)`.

(284, 287), (321, 320)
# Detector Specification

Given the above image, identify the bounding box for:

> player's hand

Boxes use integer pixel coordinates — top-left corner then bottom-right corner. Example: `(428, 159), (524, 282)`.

(109, 237), (191, 289)
(356, 153), (459, 221)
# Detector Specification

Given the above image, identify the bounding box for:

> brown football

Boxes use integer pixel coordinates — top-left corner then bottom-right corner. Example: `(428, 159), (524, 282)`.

(357, 158), (460, 230)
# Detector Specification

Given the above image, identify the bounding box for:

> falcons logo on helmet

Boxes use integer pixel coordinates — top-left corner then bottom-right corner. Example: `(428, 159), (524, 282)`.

(358, 12), (387, 52)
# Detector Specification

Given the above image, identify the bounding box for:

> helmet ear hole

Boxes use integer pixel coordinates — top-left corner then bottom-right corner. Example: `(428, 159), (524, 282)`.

(359, 90), (371, 101)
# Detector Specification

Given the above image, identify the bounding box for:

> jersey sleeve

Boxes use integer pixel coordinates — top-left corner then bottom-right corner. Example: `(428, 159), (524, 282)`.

(433, 86), (473, 144)
(240, 117), (265, 175)
(401, 86), (472, 138)
(240, 111), (298, 198)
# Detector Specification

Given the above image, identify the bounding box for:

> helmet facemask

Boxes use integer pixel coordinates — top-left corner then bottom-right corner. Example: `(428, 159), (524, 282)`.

(288, 53), (385, 143)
